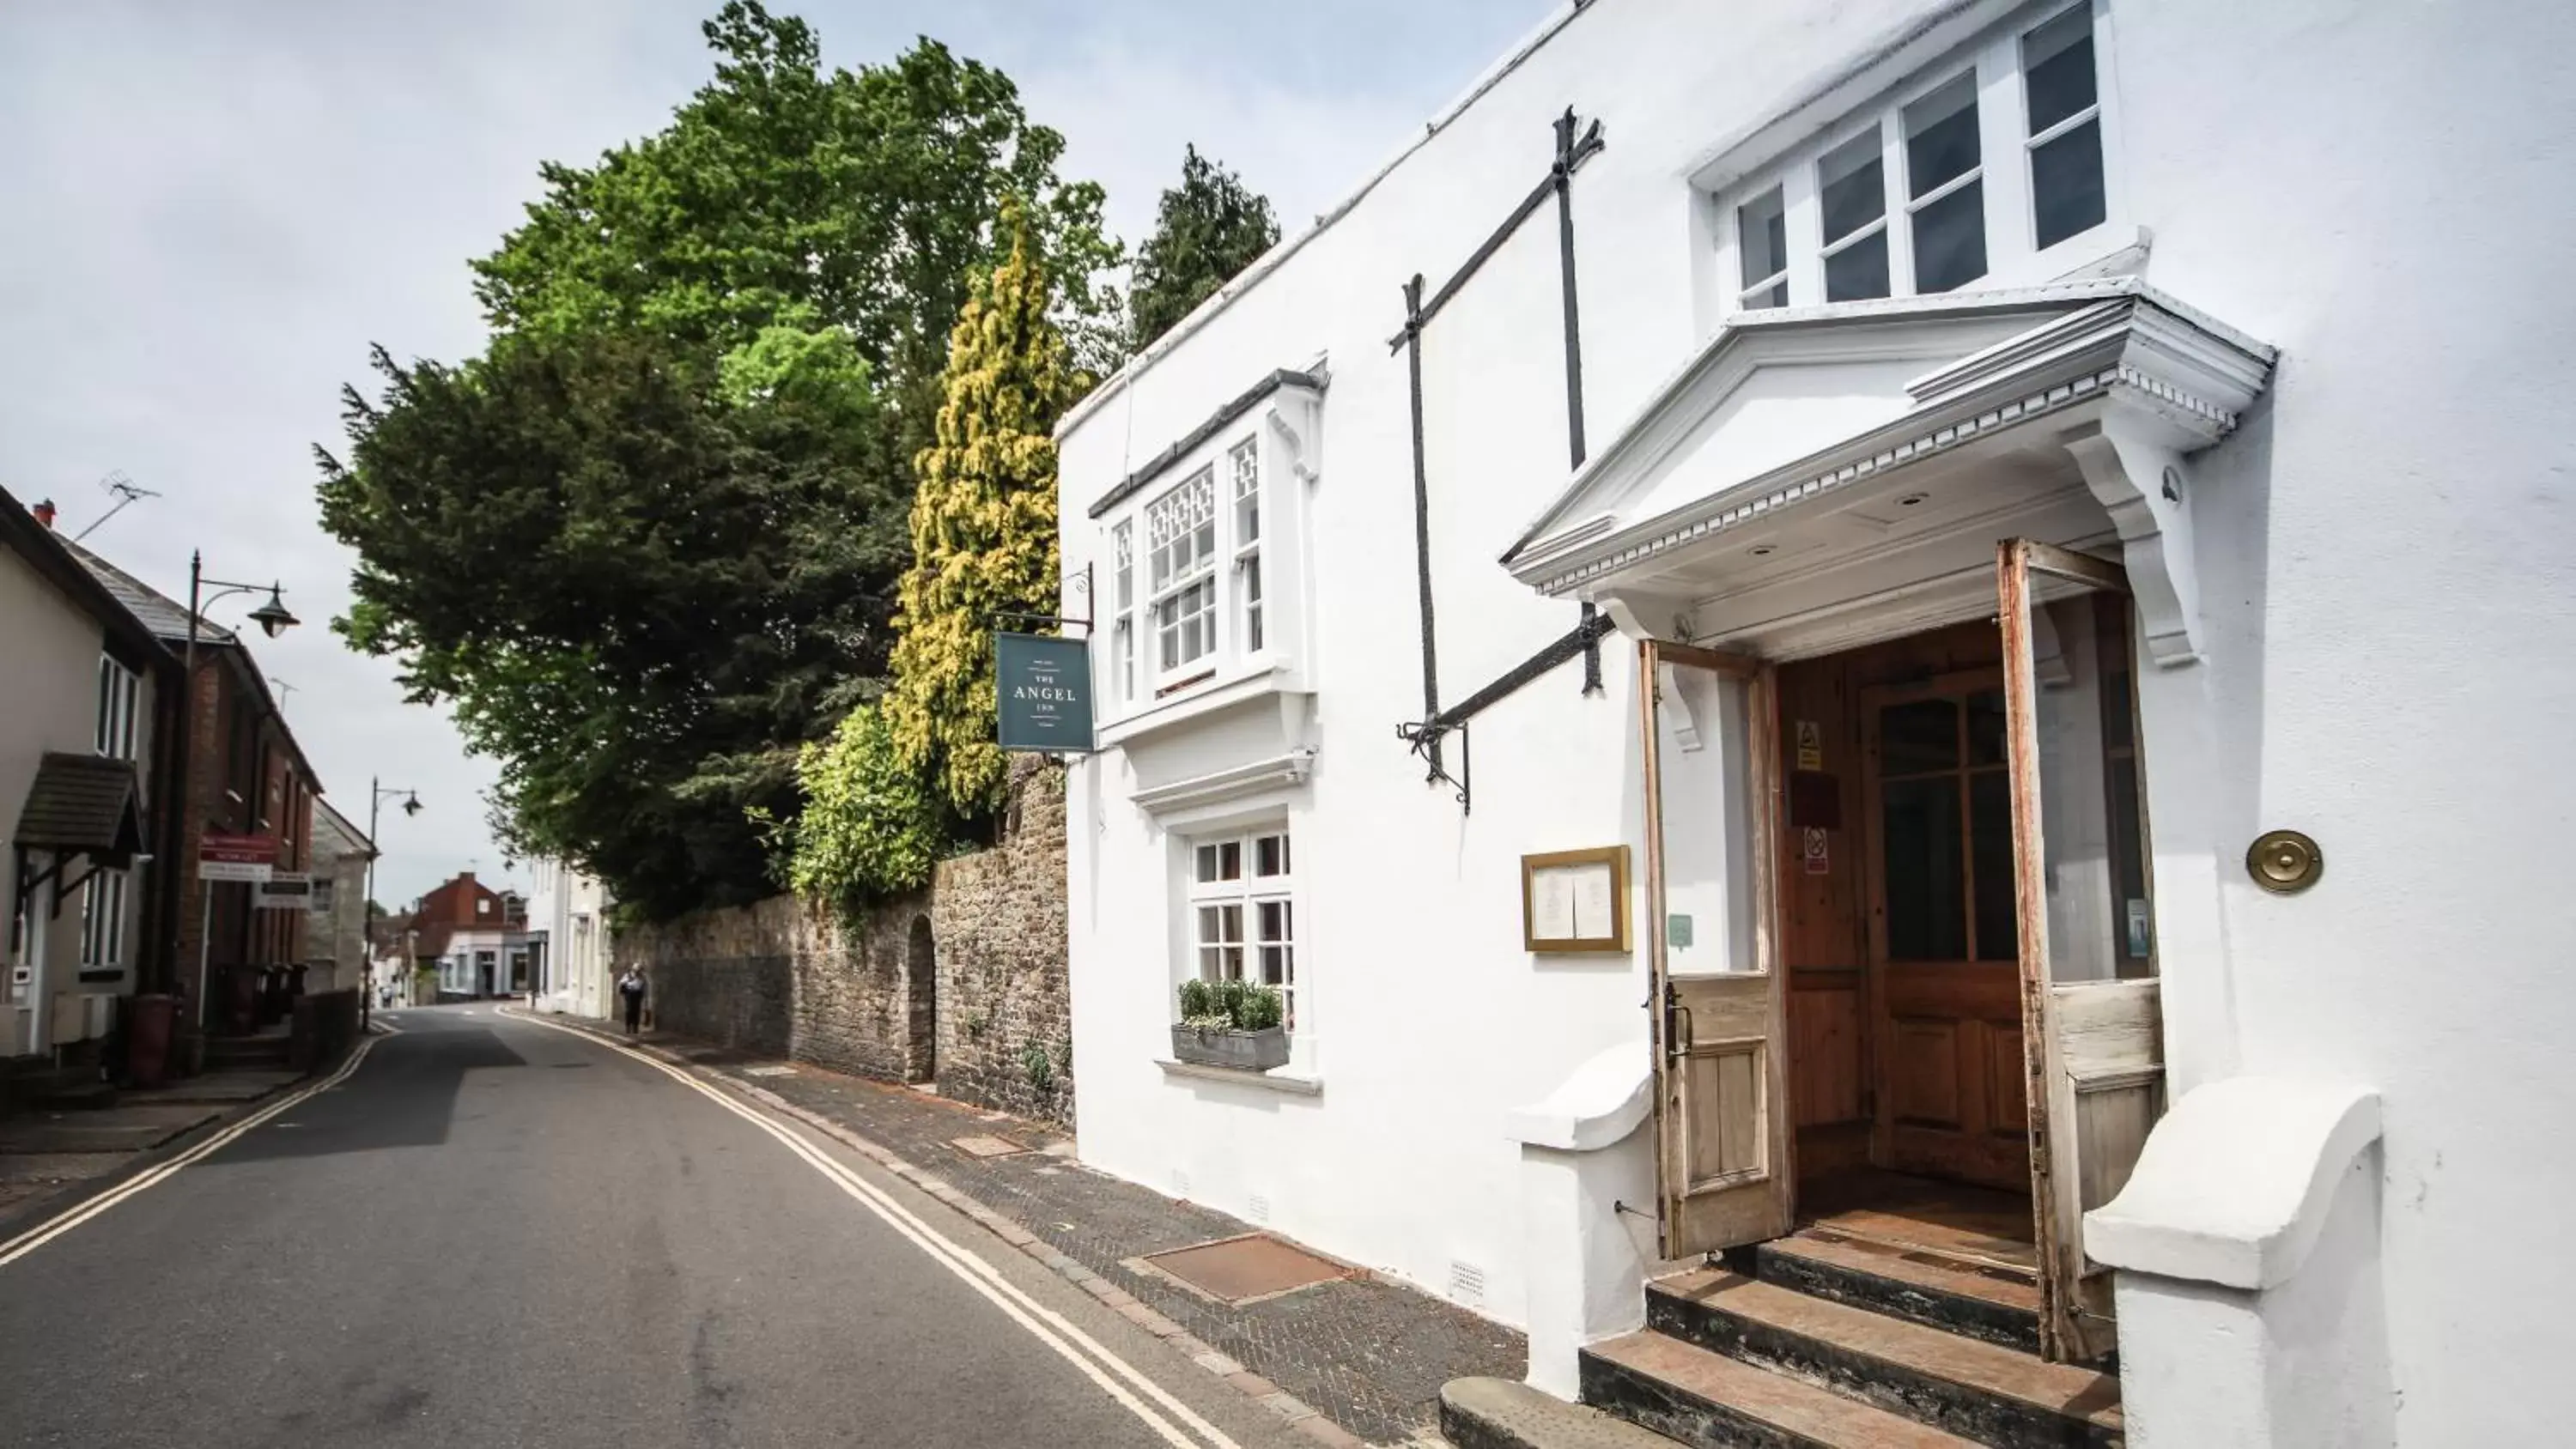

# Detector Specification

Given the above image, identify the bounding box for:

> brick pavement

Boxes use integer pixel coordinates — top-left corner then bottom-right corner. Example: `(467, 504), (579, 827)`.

(567, 1020), (1523, 1446)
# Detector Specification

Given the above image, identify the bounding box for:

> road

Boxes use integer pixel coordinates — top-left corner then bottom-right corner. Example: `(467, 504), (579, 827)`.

(0, 1006), (1303, 1449)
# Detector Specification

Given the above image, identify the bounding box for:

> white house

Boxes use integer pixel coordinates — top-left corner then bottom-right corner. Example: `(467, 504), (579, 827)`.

(523, 857), (612, 1021)
(304, 798), (373, 996)
(1056, 3), (2576, 1445)
(3, 488), (167, 1061)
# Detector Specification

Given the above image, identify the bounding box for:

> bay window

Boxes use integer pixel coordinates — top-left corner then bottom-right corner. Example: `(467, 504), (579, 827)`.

(1230, 439), (1263, 653)
(1147, 465), (1218, 687)
(1722, 3), (2117, 314)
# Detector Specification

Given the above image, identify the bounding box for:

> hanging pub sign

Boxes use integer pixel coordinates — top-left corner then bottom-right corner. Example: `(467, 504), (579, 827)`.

(993, 631), (1095, 754)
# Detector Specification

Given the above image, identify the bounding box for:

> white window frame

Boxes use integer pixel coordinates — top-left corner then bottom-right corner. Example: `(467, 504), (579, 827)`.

(1105, 427), (1277, 708)
(1711, 0), (2125, 319)
(94, 654), (140, 761)
(1145, 464), (1222, 692)
(1229, 438), (1266, 657)
(1185, 825), (1298, 1035)
(80, 869), (128, 968)
(1110, 519), (1137, 706)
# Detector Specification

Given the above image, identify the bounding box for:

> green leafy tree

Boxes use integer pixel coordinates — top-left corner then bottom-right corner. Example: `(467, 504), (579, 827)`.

(317, 328), (902, 919)
(769, 703), (947, 911)
(472, 3), (1126, 397)
(1128, 145), (1281, 351)
(886, 201), (1082, 814)
(319, 3), (1122, 919)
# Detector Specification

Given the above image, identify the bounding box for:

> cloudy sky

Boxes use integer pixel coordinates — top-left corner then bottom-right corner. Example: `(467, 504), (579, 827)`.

(0, 0), (1552, 906)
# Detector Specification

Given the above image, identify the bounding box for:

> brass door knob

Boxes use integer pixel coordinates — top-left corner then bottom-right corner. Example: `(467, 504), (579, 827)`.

(2246, 830), (2323, 894)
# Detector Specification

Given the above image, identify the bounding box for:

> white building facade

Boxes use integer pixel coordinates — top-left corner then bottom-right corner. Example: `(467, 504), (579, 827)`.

(3, 492), (165, 1059)
(1057, 3), (2576, 1445)
(523, 858), (613, 1020)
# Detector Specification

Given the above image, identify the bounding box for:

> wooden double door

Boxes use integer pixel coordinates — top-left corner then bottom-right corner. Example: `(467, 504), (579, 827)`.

(1647, 543), (2165, 1362)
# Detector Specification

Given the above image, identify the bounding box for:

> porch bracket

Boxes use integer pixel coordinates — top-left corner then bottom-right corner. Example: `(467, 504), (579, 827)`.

(2063, 409), (2203, 668)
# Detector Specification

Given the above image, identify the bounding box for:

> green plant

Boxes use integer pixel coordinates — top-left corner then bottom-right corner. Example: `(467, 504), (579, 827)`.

(1020, 1040), (1055, 1094)
(1173, 979), (1285, 1033)
(1234, 986), (1284, 1033)
(964, 1008), (989, 1040)
(776, 704), (948, 912)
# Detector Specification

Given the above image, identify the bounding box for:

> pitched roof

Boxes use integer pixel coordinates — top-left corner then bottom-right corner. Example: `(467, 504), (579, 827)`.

(310, 797), (374, 860)
(0, 483), (177, 666)
(58, 536), (323, 791)
(58, 537), (233, 645)
(14, 752), (147, 860)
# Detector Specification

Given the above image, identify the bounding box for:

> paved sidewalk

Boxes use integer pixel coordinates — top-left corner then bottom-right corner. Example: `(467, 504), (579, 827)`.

(550, 1016), (1523, 1446)
(0, 1068), (313, 1218)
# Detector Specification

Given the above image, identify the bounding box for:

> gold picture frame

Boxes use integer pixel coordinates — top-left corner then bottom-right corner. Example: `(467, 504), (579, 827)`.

(1521, 846), (1631, 954)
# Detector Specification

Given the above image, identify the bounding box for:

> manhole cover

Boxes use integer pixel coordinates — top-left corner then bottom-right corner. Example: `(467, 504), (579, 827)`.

(950, 1134), (1028, 1158)
(741, 1065), (796, 1077)
(1142, 1233), (1356, 1305)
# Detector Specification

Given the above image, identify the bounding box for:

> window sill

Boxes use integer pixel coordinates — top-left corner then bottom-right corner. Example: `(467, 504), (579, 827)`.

(1099, 661), (1301, 749)
(1156, 1057), (1323, 1096)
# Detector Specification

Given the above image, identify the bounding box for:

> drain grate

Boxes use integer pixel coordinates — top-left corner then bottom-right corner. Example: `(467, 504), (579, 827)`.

(1141, 1233), (1357, 1306)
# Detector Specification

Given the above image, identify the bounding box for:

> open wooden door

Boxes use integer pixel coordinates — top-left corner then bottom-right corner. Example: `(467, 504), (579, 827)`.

(1996, 540), (2166, 1362)
(1640, 640), (1794, 1258)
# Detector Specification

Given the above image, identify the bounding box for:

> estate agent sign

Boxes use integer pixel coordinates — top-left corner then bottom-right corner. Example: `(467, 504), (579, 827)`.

(993, 631), (1094, 753)
(197, 833), (277, 884)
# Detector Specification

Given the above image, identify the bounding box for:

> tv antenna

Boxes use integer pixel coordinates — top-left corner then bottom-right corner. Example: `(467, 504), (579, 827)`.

(72, 470), (161, 543)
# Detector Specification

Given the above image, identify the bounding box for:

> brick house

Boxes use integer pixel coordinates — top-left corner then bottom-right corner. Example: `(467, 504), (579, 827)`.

(66, 539), (319, 1037)
(408, 871), (532, 1000)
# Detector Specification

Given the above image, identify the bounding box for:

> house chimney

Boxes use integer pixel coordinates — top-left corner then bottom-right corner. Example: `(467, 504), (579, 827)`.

(31, 498), (56, 529)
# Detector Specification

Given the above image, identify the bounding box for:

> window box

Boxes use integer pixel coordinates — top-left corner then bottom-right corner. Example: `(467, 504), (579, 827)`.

(1169, 1022), (1290, 1073)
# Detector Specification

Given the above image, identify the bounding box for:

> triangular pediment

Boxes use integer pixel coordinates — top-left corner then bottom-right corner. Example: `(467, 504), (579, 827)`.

(1506, 287), (2128, 579)
(1504, 278), (2277, 669)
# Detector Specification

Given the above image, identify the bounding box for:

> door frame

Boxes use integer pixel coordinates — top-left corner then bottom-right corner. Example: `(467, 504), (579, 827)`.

(1999, 537), (2160, 1364)
(1639, 639), (1795, 1258)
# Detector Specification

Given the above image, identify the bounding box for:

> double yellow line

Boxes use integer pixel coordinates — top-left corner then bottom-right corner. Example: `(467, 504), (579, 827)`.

(0, 1034), (380, 1269)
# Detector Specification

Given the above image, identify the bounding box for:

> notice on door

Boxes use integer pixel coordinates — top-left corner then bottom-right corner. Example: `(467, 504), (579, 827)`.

(1802, 826), (1831, 876)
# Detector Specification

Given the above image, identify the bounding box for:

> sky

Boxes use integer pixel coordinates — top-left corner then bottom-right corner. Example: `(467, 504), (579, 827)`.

(0, 0), (1555, 908)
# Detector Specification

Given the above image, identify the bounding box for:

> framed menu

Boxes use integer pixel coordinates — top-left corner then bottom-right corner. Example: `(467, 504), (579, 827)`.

(1521, 846), (1631, 954)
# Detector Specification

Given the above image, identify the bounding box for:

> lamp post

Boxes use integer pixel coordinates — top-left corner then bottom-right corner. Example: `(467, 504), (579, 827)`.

(173, 552), (297, 1031)
(364, 779), (422, 1014)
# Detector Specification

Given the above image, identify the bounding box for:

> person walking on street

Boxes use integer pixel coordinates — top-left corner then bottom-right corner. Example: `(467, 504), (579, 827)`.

(617, 966), (648, 1035)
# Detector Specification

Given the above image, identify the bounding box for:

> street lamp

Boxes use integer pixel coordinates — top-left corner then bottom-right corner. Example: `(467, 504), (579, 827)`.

(170, 552), (300, 1026)
(365, 779), (422, 1010)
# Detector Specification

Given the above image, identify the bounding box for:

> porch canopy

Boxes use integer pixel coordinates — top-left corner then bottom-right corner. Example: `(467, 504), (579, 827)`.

(1504, 279), (2275, 665)
(15, 752), (146, 866)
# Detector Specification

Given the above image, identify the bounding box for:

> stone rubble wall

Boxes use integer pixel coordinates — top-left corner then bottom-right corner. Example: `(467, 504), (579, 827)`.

(621, 757), (1072, 1127)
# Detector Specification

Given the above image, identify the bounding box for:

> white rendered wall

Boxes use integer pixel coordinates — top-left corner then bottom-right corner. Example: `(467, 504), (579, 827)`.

(1061, 2), (2576, 1431)
(0, 548), (151, 1050)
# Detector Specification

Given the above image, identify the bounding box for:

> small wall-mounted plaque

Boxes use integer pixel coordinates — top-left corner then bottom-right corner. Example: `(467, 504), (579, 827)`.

(1522, 846), (1631, 954)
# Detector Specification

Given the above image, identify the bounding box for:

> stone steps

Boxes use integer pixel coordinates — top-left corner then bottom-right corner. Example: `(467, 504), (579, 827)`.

(1580, 1330), (1977, 1448)
(1631, 1267), (2121, 1447)
(1740, 1230), (2043, 1355)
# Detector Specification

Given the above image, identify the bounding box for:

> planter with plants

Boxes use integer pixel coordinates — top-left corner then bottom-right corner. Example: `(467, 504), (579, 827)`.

(1170, 979), (1289, 1072)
